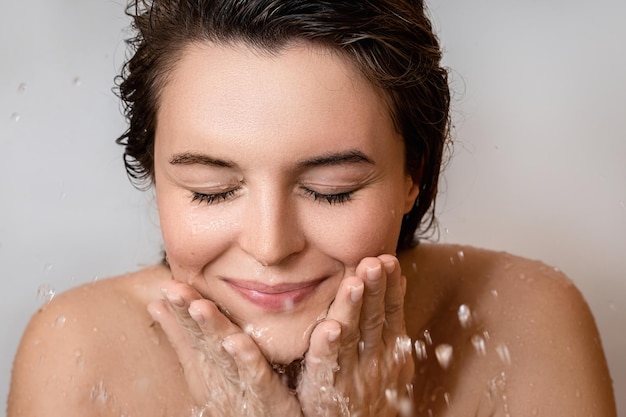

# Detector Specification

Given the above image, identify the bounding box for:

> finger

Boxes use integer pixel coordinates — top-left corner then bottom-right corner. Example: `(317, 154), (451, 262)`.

(299, 320), (349, 417)
(188, 298), (241, 348)
(356, 257), (387, 356)
(147, 299), (204, 375)
(378, 255), (406, 336)
(222, 332), (303, 417)
(325, 275), (364, 351)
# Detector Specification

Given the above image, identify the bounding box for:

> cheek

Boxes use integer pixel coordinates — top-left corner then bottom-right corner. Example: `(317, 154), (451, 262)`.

(309, 197), (405, 265)
(158, 197), (235, 271)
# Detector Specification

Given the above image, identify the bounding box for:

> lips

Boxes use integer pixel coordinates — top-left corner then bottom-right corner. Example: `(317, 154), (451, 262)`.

(224, 278), (325, 312)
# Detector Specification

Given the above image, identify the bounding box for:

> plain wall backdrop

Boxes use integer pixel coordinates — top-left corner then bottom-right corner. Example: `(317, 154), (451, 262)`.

(1, 0), (624, 414)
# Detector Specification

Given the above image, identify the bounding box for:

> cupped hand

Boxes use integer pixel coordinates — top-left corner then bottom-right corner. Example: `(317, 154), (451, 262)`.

(147, 280), (303, 417)
(297, 255), (415, 417)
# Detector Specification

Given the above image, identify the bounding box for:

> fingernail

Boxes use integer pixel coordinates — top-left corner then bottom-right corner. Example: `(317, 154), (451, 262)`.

(350, 282), (364, 303)
(327, 327), (341, 343)
(222, 336), (236, 356)
(189, 305), (205, 325)
(366, 264), (382, 281)
(383, 260), (396, 274)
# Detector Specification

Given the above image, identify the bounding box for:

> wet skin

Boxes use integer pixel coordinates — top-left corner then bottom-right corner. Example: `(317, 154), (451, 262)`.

(148, 41), (419, 415)
(7, 41), (616, 417)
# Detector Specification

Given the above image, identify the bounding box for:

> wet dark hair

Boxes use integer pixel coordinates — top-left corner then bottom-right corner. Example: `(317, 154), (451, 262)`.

(115, 0), (450, 251)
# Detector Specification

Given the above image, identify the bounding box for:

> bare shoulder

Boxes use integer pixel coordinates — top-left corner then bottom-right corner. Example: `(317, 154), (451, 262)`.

(400, 243), (616, 416)
(8, 265), (190, 417)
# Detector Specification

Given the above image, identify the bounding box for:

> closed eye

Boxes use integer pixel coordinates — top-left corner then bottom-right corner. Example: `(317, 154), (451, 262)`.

(302, 188), (353, 205)
(191, 189), (238, 205)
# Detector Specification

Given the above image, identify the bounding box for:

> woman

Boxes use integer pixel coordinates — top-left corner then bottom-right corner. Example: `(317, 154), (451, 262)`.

(8, 0), (616, 416)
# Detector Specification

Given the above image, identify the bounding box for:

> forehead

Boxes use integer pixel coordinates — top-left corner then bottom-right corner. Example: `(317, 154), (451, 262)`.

(155, 41), (398, 157)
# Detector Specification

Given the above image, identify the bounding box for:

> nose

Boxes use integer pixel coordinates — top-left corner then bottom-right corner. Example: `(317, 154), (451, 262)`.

(238, 190), (305, 266)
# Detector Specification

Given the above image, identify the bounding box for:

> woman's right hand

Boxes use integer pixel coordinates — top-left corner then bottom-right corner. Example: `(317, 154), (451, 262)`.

(147, 280), (303, 417)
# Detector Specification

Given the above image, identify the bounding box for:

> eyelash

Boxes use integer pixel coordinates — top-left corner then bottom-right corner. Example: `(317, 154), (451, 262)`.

(190, 188), (354, 206)
(302, 188), (353, 205)
(191, 190), (237, 205)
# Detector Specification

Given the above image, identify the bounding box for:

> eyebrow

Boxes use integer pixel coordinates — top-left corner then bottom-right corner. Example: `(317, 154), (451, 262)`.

(168, 149), (374, 169)
(296, 149), (374, 168)
(169, 152), (234, 168)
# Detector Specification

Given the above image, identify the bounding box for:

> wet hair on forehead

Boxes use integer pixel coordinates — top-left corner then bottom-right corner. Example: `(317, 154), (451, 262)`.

(115, 0), (451, 250)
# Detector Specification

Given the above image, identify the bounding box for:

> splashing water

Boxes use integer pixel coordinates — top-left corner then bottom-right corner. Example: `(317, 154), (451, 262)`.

(393, 335), (413, 365)
(496, 343), (511, 366)
(414, 339), (428, 361)
(471, 334), (487, 356)
(37, 284), (55, 305)
(434, 344), (453, 370)
(457, 304), (472, 328)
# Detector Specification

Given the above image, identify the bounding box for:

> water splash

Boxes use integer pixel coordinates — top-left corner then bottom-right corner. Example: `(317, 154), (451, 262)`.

(90, 379), (108, 404)
(414, 339), (428, 361)
(434, 344), (453, 370)
(471, 334), (487, 356)
(37, 284), (55, 305)
(496, 343), (511, 366)
(457, 304), (472, 328)
(393, 335), (413, 365)
(423, 329), (433, 345)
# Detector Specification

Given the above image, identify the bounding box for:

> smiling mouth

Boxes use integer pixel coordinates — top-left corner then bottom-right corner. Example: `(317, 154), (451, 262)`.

(224, 278), (325, 312)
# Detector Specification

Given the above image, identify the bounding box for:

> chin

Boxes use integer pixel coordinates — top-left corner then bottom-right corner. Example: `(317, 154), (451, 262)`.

(235, 311), (322, 366)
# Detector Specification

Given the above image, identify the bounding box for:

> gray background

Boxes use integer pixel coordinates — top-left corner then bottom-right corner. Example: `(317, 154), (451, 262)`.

(1, 0), (625, 414)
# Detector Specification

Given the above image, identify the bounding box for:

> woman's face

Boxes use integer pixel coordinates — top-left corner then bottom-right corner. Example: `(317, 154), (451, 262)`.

(153, 41), (418, 364)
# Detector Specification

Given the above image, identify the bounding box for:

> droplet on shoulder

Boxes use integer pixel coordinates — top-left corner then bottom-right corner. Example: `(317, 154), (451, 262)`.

(496, 343), (511, 365)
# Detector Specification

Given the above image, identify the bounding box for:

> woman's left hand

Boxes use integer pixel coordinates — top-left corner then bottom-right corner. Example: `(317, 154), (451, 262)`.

(297, 255), (415, 417)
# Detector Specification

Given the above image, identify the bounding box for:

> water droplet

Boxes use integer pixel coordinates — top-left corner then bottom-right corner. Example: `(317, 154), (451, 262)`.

(119, 333), (127, 342)
(435, 344), (453, 370)
(411, 262), (417, 272)
(414, 339), (428, 361)
(457, 250), (465, 262)
(39, 355), (46, 367)
(37, 284), (55, 305)
(423, 329), (433, 345)
(44, 263), (53, 273)
(54, 315), (66, 327)
(457, 304), (472, 328)
(471, 334), (487, 356)
(491, 289), (499, 298)
(72, 76), (82, 87)
(444, 392), (452, 408)
(9, 112), (20, 122)
(358, 340), (365, 354)
(519, 273), (526, 280)
(17, 83), (27, 93)
(74, 349), (85, 370)
(496, 343), (511, 365)
(394, 336), (413, 364)
(283, 298), (294, 311)
(90, 379), (108, 404)
(92, 275), (100, 282)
